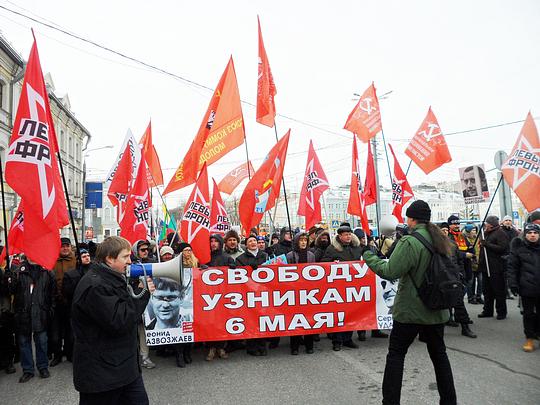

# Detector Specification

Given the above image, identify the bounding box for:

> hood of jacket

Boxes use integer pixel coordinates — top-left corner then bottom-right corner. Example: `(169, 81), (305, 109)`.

(210, 234), (224, 251)
(292, 232), (309, 252)
(314, 230), (331, 248)
(331, 233), (361, 252)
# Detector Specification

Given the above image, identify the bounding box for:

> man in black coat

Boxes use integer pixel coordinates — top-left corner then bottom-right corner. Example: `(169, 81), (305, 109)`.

(321, 225), (362, 351)
(478, 216), (510, 320)
(311, 230), (331, 262)
(206, 234), (235, 268)
(266, 227), (293, 258)
(72, 236), (155, 405)
(508, 223), (540, 352)
(10, 259), (56, 383)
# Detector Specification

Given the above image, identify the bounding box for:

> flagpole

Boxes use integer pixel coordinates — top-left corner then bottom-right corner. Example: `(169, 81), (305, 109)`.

(371, 138), (381, 237)
(405, 159), (413, 176)
(379, 130), (393, 185)
(471, 175), (504, 249)
(243, 134), (252, 180)
(273, 124), (294, 234)
(0, 155), (11, 272)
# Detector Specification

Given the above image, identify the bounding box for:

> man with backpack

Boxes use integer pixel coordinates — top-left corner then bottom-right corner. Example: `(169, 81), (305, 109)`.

(361, 200), (457, 405)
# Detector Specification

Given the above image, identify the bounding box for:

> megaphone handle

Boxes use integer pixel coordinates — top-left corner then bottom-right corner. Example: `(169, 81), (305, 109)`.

(127, 264), (149, 299)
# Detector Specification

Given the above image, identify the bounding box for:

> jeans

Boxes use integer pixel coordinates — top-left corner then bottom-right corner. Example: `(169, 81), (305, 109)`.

(521, 296), (540, 339)
(19, 331), (48, 374)
(79, 374), (149, 405)
(382, 321), (456, 405)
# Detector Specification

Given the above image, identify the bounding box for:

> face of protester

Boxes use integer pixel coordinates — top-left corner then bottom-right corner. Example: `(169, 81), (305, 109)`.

(151, 287), (181, 328)
(160, 253), (173, 262)
(319, 235), (329, 245)
(470, 228), (478, 238)
(440, 227), (449, 237)
(484, 223), (494, 232)
(526, 230), (539, 243)
(502, 219), (512, 228)
(138, 244), (150, 259)
(106, 248), (132, 273)
(225, 237), (238, 250)
(339, 231), (352, 244)
(246, 238), (258, 251)
(298, 236), (308, 250)
(380, 279), (398, 309)
(60, 243), (72, 258)
(463, 170), (477, 196)
(210, 239), (220, 252)
(406, 217), (417, 229)
(182, 247), (193, 260)
(359, 236), (367, 247)
(449, 223), (460, 232)
(81, 253), (91, 265)
(272, 237), (279, 245)
(283, 231), (292, 242)
(257, 239), (266, 250)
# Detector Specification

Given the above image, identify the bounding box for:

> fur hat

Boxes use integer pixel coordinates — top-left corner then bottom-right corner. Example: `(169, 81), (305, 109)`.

(224, 229), (240, 242)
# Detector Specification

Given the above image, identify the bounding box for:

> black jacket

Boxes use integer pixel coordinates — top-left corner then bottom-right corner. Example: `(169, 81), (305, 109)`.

(235, 249), (268, 269)
(478, 226), (509, 275)
(508, 238), (540, 297)
(286, 232), (316, 264)
(62, 263), (91, 313)
(71, 262), (150, 393)
(207, 235), (235, 267)
(310, 231), (331, 262)
(266, 240), (293, 258)
(321, 234), (363, 262)
(10, 262), (56, 335)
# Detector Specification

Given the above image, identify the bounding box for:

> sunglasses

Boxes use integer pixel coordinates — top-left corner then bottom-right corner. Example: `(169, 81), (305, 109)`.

(139, 247), (149, 252)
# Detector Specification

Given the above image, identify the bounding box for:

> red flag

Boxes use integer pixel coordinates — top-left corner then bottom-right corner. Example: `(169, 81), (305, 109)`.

(344, 82), (382, 143)
(363, 141), (377, 206)
(298, 140), (329, 230)
(164, 58), (246, 194)
(405, 107), (452, 174)
(5, 36), (69, 269)
(502, 112), (540, 212)
(139, 120), (164, 187)
(347, 136), (370, 234)
(108, 142), (134, 223)
(256, 16), (277, 127)
(120, 159), (152, 244)
(210, 179), (232, 236)
(389, 144), (414, 221)
(239, 131), (290, 234)
(0, 202), (25, 264)
(180, 163), (211, 264)
(218, 161), (255, 194)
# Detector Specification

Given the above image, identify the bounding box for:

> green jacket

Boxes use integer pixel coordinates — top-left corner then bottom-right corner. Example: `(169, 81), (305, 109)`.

(364, 224), (450, 325)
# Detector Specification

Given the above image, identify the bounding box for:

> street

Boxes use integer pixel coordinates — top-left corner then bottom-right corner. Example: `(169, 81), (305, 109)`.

(1, 301), (539, 405)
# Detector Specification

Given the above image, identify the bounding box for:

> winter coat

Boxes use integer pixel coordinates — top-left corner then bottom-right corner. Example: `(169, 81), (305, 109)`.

(71, 262), (150, 393)
(311, 231), (331, 262)
(321, 233), (363, 262)
(207, 235), (235, 267)
(286, 233), (316, 264)
(363, 224), (450, 325)
(53, 251), (77, 304)
(235, 249), (268, 269)
(463, 231), (480, 272)
(502, 226), (519, 241)
(224, 245), (244, 260)
(10, 262), (56, 335)
(62, 263), (91, 313)
(267, 240), (293, 258)
(507, 238), (540, 297)
(478, 226), (509, 275)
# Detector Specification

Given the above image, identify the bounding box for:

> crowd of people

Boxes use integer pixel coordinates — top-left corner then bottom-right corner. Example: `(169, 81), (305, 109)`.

(0, 204), (538, 404)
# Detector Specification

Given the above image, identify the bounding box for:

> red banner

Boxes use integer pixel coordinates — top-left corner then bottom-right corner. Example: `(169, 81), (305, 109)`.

(192, 261), (387, 341)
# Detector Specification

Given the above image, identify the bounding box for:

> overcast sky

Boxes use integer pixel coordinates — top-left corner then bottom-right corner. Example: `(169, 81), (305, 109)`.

(1, 0), (539, 207)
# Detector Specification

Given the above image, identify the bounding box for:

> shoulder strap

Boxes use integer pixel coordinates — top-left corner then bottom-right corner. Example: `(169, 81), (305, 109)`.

(410, 232), (435, 255)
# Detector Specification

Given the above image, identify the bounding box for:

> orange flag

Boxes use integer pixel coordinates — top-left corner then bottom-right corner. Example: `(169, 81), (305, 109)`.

(239, 131), (290, 234)
(344, 82), (382, 143)
(218, 161), (255, 194)
(256, 16), (277, 127)
(502, 112), (540, 212)
(405, 107), (452, 174)
(164, 57), (245, 194)
(347, 136), (370, 234)
(139, 120), (164, 187)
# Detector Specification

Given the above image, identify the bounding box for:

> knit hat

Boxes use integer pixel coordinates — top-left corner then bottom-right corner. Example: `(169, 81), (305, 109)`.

(405, 200), (431, 221)
(464, 223), (475, 232)
(447, 215), (460, 225)
(524, 223), (540, 234)
(224, 229), (240, 242)
(79, 248), (89, 255)
(60, 237), (71, 246)
(439, 222), (449, 230)
(256, 236), (265, 242)
(485, 216), (499, 227)
(177, 242), (191, 252)
(337, 225), (352, 234)
(527, 211), (540, 224)
(502, 215), (512, 222)
(353, 227), (366, 239)
(159, 246), (174, 256)
(245, 234), (258, 243)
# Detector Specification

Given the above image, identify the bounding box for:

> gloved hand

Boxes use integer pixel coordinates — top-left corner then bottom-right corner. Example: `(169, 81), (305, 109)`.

(360, 245), (371, 257)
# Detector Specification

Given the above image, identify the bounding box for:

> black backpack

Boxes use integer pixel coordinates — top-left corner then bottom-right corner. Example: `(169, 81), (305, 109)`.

(410, 232), (463, 310)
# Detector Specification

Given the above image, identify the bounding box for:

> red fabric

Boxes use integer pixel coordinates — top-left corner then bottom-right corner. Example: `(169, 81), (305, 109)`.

(502, 112), (540, 211)
(363, 141), (377, 206)
(120, 158), (151, 244)
(180, 163), (211, 264)
(218, 161), (255, 194)
(164, 58), (245, 193)
(5, 38), (69, 269)
(107, 142), (134, 223)
(139, 120), (164, 187)
(405, 107), (452, 174)
(347, 136), (370, 234)
(239, 131), (290, 235)
(209, 178), (231, 236)
(256, 16), (277, 127)
(343, 82), (382, 143)
(0, 202), (24, 264)
(298, 140), (329, 230)
(389, 144), (414, 222)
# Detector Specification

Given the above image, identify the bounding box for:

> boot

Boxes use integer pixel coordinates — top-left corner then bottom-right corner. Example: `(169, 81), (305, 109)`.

(522, 339), (535, 352)
(217, 348), (228, 359)
(446, 315), (459, 327)
(175, 352), (185, 368)
(371, 330), (388, 338)
(357, 331), (366, 341)
(206, 347), (216, 361)
(49, 355), (62, 367)
(461, 323), (477, 338)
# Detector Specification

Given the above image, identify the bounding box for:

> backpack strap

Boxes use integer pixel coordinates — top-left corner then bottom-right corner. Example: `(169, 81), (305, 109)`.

(410, 232), (435, 255)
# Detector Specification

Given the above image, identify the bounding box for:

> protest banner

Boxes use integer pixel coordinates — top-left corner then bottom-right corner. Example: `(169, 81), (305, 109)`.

(459, 164), (490, 204)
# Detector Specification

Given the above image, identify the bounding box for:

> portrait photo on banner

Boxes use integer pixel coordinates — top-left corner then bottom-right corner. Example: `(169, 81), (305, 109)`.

(144, 268), (194, 345)
(459, 164), (490, 204)
(375, 274), (396, 329)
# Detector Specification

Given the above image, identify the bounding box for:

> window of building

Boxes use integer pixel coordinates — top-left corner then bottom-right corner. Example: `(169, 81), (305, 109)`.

(68, 178), (72, 194)
(116, 229), (121, 236)
(104, 207), (111, 221)
(104, 229), (111, 237)
(68, 136), (73, 157)
(75, 181), (79, 197)
(76, 142), (80, 163)
(0, 80), (4, 110)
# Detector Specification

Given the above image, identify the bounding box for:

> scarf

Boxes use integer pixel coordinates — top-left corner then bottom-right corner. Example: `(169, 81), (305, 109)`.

(449, 229), (468, 251)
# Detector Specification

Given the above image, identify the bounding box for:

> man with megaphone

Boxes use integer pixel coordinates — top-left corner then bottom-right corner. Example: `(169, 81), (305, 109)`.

(71, 236), (155, 405)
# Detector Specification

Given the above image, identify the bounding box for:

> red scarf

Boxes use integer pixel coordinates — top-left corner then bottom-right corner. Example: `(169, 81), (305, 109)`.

(450, 229), (468, 251)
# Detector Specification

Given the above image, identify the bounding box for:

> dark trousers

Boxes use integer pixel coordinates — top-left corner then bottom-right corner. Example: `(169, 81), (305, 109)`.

(382, 321), (456, 405)
(452, 288), (471, 324)
(290, 335), (314, 351)
(19, 331), (48, 374)
(332, 331), (353, 344)
(49, 304), (69, 358)
(472, 272), (483, 299)
(79, 374), (149, 405)
(482, 271), (507, 316)
(521, 296), (540, 339)
(246, 338), (266, 352)
(207, 340), (226, 350)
